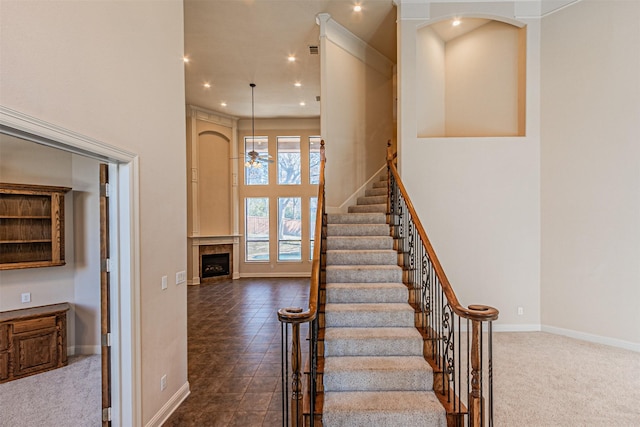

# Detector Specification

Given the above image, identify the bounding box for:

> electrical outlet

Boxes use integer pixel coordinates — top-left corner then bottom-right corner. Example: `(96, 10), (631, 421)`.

(161, 276), (168, 290)
(21, 293), (31, 303)
(176, 271), (186, 285)
(160, 374), (167, 391)
(517, 306), (524, 315)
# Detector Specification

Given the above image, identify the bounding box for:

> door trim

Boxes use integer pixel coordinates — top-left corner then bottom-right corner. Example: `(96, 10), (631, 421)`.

(0, 106), (142, 427)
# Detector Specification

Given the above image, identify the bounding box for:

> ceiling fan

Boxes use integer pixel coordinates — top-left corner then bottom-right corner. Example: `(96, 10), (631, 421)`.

(245, 83), (273, 168)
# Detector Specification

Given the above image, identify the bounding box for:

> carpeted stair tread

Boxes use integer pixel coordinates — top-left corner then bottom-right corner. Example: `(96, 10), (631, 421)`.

(322, 391), (446, 427)
(325, 303), (414, 327)
(327, 212), (386, 224)
(326, 264), (402, 283)
(372, 180), (388, 189)
(327, 223), (389, 236)
(326, 282), (408, 303)
(326, 249), (397, 265)
(348, 204), (387, 213)
(326, 236), (393, 250)
(323, 356), (434, 392)
(323, 327), (423, 357)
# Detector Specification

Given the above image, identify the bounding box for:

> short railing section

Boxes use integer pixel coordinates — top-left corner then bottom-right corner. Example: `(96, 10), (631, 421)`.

(387, 142), (499, 426)
(278, 141), (325, 427)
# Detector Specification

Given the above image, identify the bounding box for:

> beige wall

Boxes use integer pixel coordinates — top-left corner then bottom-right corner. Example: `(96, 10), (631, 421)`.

(540, 0), (640, 346)
(319, 15), (394, 211)
(445, 21), (523, 137)
(416, 19), (525, 137)
(398, 2), (541, 328)
(0, 1), (187, 423)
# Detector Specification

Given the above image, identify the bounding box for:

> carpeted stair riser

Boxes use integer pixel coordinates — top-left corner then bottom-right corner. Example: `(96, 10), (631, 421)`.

(323, 356), (433, 392)
(365, 187), (387, 197)
(327, 213), (386, 224)
(325, 283), (408, 304)
(322, 391), (446, 427)
(326, 236), (393, 250)
(323, 327), (424, 357)
(324, 303), (415, 328)
(327, 223), (389, 236)
(326, 250), (397, 265)
(348, 204), (387, 213)
(325, 265), (402, 283)
(372, 180), (388, 189)
(357, 195), (387, 205)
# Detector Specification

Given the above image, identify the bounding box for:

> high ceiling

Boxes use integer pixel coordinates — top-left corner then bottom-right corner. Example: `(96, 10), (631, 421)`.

(183, 0), (397, 119)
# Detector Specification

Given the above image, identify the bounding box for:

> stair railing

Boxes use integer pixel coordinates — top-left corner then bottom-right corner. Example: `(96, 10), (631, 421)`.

(278, 140), (325, 427)
(386, 142), (499, 427)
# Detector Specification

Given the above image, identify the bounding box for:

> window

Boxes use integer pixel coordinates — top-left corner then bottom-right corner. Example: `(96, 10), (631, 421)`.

(309, 137), (321, 184)
(245, 198), (269, 261)
(309, 197), (317, 259)
(278, 136), (301, 185)
(245, 136), (269, 185)
(278, 197), (301, 261)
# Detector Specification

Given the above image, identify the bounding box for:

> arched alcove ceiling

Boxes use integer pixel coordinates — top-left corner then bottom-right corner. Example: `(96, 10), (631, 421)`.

(422, 14), (525, 41)
(199, 130), (230, 142)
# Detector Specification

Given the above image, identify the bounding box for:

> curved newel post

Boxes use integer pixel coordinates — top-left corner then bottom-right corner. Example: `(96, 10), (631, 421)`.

(469, 319), (483, 427)
(279, 307), (304, 427)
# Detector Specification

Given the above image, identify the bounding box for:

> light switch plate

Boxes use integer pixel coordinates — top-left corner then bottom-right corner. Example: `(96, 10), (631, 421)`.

(161, 276), (168, 290)
(176, 271), (186, 284)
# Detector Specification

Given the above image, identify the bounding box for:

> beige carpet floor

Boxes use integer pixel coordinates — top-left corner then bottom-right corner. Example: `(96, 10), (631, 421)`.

(0, 334), (638, 426)
(0, 354), (101, 427)
(492, 332), (640, 426)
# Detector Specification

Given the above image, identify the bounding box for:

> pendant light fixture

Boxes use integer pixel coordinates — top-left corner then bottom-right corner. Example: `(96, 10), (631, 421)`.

(245, 83), (262, 169)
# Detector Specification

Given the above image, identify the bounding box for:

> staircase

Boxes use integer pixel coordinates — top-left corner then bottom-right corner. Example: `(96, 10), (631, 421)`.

(320, 176), (447, 426)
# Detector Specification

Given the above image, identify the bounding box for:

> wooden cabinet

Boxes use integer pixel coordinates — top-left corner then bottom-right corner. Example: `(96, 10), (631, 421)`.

(0, 303), (69, 383)
(0, 183), (71, 270)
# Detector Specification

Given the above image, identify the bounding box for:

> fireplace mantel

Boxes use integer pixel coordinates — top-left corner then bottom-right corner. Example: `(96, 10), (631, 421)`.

(188, 235), (241, 284)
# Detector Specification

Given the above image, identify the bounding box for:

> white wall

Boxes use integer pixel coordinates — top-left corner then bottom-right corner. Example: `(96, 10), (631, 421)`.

(319, 15), (394, 211)
(71, 154), (102, 355)
(416, 26), (446, 137)
(540, 0), (640, 346)
(397, 1), (541, 328)
(0, 1), (187, 423)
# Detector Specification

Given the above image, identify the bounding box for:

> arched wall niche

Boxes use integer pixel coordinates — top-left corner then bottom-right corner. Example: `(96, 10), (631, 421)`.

(416, 14), (527, 138)
(197, 130), (231, 236)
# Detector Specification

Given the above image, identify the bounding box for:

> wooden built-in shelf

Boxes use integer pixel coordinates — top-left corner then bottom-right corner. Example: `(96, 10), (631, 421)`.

(0, 183), (71, 270)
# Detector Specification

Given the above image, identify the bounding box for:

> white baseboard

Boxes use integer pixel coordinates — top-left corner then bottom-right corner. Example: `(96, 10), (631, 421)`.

(145, 381), (190, 427)
(239, 272), (311, 278)
(541, 325), (640, 352)
(493, 323), (541, 332)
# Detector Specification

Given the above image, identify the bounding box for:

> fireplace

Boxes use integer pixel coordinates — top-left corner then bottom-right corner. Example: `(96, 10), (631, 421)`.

(198, 243), (233, 283)
(202, 253), (229, 278)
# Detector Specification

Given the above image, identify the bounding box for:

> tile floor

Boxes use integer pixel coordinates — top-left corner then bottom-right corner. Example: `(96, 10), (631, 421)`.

(164, 278), (309, 427)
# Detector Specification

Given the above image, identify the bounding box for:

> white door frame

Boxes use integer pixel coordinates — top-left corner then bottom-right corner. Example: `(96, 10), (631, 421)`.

(0, 106), (141, 427)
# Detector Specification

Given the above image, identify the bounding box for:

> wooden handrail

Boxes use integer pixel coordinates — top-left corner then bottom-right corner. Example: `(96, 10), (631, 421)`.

(386, 142), (498, 322)
(277, 140), (325, 325)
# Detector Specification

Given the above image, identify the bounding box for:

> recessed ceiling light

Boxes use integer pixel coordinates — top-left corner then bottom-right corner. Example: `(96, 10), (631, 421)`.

(183, 56), (190, 63)
(452, 19), (461, 27)
(203, 83), (211, 88)
(220, 102), (227, 107)
(299, 102), (306, 106)
(294, 82), (302, 87)
(288, 55), (296, 62)
(354, 5), (362, 12)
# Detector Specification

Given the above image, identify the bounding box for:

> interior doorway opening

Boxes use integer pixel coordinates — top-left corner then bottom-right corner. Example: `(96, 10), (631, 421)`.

(0, 106), (140, 426)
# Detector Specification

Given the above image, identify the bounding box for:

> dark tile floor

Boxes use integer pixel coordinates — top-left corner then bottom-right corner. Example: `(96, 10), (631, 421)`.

(164, 278), (309, 427)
